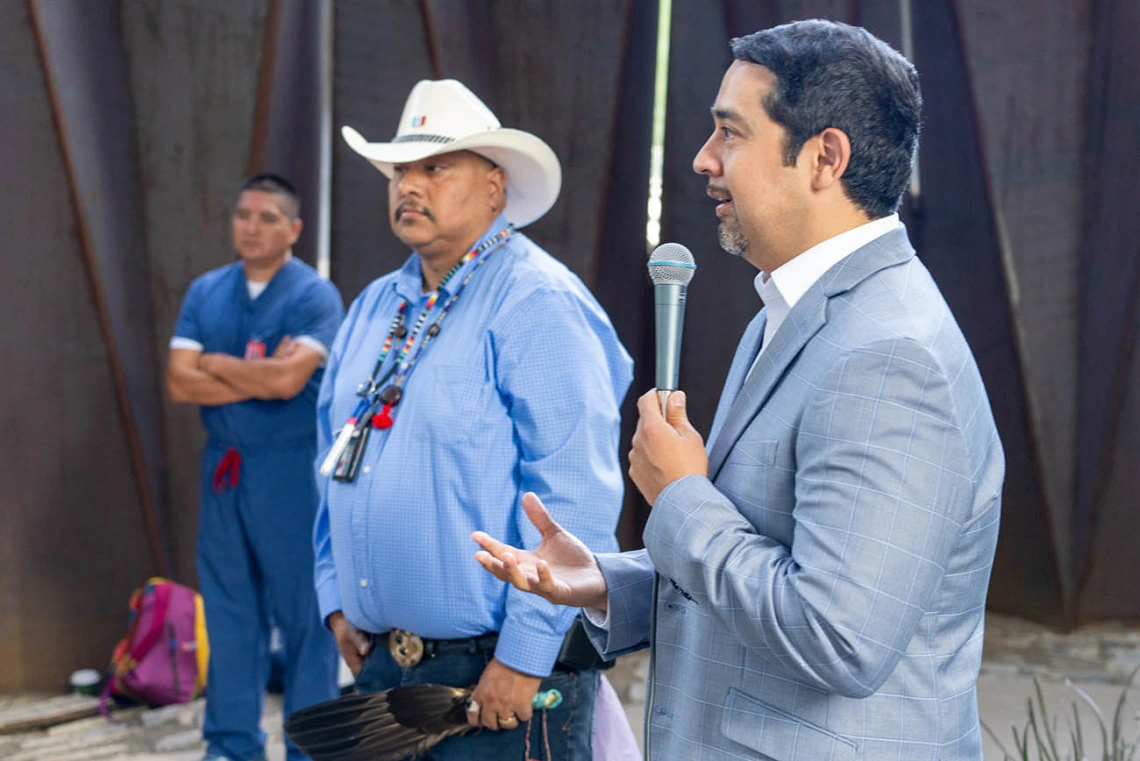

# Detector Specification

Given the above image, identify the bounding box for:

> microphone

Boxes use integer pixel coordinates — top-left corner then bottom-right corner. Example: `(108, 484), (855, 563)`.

(647, 243), (696, 413)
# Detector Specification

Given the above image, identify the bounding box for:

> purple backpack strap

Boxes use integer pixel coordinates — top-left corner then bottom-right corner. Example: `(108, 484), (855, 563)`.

(98, 675), (117, 718)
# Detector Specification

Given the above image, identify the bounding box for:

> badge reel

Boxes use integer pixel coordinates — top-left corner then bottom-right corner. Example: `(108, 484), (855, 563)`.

(331, 420), (370, 483)
(332, 385), (401, 483)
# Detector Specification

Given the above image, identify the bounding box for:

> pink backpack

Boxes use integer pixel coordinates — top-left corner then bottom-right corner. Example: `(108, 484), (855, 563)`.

(101, 578), (209, 711)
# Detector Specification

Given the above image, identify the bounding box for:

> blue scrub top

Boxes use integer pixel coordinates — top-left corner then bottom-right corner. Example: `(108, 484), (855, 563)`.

(173, 257), (344, 449)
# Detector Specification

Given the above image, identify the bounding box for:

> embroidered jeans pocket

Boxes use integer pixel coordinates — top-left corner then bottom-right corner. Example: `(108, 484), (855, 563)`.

(721, 688), (857, 761)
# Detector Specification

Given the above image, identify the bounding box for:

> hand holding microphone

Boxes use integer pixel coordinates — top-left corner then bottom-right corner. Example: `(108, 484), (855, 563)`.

(628, 244), (707, 505)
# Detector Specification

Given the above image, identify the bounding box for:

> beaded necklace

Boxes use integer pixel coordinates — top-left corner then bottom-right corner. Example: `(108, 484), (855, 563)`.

(318, 225), (513, 478)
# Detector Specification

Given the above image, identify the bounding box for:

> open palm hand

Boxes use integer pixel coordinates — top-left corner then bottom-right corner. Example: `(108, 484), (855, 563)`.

(472, 492), (609, 611)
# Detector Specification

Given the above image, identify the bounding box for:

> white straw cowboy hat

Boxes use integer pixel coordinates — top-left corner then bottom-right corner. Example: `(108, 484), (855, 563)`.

(342, 79), (561, 228)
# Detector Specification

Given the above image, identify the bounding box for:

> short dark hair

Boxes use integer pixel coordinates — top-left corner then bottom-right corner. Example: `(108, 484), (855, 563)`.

(238, 173), (301, 219)
(731, 20), (921, 218)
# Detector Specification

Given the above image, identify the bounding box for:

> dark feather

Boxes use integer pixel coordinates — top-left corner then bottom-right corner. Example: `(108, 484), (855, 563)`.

(386, 684), (472, 732)
(286, 692), (390, 729)
(284, 684), (477, 761)
(287, 702), (396, 737)
(285, 713), (399, 747)
(326, 727), (455, 761)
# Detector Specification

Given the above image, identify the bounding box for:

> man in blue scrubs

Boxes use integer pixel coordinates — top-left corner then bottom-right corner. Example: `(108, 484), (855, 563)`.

(314, 80), (632, 760)
(167, 174), (344, 761)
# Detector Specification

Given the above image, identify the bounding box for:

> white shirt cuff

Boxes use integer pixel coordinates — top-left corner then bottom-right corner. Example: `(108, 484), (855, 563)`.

(293, 335), (330, 362)
(582, 605), (610, 629)
(169, 337), (203, 352)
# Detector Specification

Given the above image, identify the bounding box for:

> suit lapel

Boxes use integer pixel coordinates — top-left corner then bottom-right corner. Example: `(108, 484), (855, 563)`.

(707, 294), (827, 478)
(706, 311), (766, 450)
(705, 227), (916, 480)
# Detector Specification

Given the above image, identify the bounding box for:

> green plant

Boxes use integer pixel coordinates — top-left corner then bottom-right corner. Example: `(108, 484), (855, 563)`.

(983, 670), (1140, 761)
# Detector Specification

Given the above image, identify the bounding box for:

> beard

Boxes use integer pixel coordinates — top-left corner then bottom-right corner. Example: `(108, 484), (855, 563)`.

(717, 216), (749, 257)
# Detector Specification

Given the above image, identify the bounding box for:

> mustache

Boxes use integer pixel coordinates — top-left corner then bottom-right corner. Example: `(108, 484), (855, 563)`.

(707, 184), (730, 198)
(395, 200), (434, 221)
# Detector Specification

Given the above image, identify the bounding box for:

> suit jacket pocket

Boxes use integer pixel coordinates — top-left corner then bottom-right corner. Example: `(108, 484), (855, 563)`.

(721, 687), (857, 761)
(723, 439), (779, 468)
(717, 440), (783, 532)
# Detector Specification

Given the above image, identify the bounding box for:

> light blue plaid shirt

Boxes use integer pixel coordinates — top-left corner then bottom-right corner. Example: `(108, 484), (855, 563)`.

(314, 216), (632, 676)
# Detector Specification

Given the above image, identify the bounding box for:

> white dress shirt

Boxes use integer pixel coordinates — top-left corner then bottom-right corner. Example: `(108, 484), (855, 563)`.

(750, 214), (901, 375)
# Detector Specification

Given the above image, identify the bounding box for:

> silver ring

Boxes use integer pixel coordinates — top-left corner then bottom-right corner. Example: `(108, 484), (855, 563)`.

(466, 699), (481, 714)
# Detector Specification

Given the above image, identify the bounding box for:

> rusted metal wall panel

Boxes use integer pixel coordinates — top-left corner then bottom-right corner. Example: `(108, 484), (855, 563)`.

(0, 1), (153, 691)
(587, 0), (660, 549)
(32, 0), (171, 577)
(954, 0), (1091, 617)
(1074, 0), (1140, 622)
(906, 0), (1065, 624)
(251, 0), (326, 267)
(329, 0), (436, 301)
(122, 0), (271, 585)
(425, 0), (641, 284)
(1080, 314), (1140, 620)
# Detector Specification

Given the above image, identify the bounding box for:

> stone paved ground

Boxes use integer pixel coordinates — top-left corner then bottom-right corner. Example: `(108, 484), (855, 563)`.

(982, 611), (1140, 685)
(979, 613), (1140, 760)
(0, 696), (282, 761)
(6, 613), (1140, 760)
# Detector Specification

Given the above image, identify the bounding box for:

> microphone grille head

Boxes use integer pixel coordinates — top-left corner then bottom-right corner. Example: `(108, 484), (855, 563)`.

(647, 243), (696, 286)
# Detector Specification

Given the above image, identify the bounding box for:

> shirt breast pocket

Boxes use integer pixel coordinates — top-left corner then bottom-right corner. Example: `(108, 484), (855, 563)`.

(423, 362), (492, 446)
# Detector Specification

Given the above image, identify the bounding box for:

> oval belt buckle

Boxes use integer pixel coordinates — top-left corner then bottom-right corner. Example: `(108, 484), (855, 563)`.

(389, 629), (425, 668)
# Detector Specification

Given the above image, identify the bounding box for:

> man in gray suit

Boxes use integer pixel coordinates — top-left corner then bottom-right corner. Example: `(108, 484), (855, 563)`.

(474, 19), (1003, 761)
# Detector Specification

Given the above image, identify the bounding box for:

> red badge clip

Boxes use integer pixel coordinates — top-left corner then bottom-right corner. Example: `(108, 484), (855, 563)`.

(244, 339), (267, 359)
(372, 404), (394, 429)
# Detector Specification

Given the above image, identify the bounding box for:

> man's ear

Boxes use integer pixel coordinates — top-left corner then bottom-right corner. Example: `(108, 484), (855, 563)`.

(289, 217), (304, 244)
(488, 165), (507, 214)
(812, 127), (852, 191)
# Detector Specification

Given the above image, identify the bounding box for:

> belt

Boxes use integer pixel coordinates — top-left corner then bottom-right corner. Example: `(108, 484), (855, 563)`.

(370, 616), (613, 673)
(372, 629), (499, 668)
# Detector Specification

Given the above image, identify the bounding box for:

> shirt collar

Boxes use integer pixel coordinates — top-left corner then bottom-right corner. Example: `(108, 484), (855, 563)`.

(393, 213), (512, 301)
(754, 213), (901, 308)
(755, 270), (786, 311)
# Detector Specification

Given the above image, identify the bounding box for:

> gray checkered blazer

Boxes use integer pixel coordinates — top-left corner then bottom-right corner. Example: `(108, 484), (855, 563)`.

(586, 227), (1004, 760)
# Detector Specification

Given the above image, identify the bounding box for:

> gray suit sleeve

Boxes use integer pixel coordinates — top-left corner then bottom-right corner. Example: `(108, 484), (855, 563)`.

(645, 338), (974, 698)
(582, 549), (656, 658)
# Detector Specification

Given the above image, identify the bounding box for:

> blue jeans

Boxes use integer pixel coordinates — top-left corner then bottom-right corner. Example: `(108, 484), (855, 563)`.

(355, 640), (597, 761)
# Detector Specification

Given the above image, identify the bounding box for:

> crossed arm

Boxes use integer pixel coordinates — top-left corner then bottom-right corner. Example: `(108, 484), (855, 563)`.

(166, 338), (325, 405)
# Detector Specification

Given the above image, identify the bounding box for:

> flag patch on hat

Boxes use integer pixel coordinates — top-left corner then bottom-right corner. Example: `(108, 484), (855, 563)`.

(411, 115), (427, 128)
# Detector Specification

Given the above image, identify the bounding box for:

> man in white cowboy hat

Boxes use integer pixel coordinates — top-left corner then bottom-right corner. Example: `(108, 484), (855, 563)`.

(312, 79), (633, 760)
